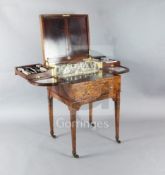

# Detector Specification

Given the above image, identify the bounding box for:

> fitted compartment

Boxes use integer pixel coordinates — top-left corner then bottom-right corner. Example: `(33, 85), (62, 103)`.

(15, 64), (51, 80)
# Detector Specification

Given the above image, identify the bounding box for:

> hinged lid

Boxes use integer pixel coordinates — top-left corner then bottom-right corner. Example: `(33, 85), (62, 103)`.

(40, 14), (89, 64)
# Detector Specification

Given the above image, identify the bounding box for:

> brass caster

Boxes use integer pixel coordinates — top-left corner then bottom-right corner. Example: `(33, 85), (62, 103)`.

(90, 122), (95, 127)
(116, 137), (121, 144)
(50, 131), (56, 138)
(72, 152), (79, 158)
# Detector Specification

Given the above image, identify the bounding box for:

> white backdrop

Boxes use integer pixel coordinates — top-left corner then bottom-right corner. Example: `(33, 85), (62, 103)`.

(0, 0), (165, 175)
(0, 0), (165, 118)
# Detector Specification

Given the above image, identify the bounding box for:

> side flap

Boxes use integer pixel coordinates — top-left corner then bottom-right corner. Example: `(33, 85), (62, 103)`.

(15, 63), (59, 86)
(105, 65), (129, 75)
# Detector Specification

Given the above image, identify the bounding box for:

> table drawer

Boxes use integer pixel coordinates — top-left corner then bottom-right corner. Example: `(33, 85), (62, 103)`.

(60, 77), (120, 103)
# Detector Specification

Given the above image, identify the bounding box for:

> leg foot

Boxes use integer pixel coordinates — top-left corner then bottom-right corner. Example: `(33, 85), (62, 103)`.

(90, 122), (95, 127)
(116, 136), (121, 144)
(50, 130), (56, 138)
(72, 152), (79, 158)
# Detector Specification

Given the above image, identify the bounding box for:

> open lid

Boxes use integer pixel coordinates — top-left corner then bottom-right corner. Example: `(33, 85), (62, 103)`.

(40, 14), (89, 64)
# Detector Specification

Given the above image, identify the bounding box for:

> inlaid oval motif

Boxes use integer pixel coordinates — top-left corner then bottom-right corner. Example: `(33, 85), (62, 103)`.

(70, 82), (102, 102)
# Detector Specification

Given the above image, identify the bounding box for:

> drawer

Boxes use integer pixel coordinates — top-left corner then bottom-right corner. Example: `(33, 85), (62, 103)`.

(58, 77), (120, 103)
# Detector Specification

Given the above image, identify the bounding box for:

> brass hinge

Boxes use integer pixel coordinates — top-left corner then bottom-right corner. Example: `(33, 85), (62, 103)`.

(62, 14), (71, 17)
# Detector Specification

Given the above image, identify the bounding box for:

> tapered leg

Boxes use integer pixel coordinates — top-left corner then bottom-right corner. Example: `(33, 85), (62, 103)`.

(114, 97), (121, 143)
(69, 107), (79, 158)
(48, 90), (56, 138)
(89, 103), (94, 126)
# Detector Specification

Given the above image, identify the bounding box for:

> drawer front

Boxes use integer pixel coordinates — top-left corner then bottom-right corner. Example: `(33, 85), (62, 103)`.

(66, 77), (118, 103)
